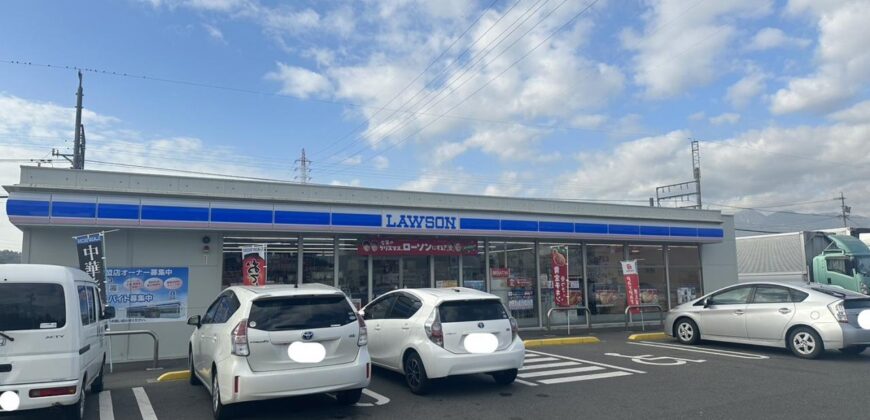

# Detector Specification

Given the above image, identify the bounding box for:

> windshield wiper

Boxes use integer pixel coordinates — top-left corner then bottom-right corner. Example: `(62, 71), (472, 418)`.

(0, 331), (14, 341)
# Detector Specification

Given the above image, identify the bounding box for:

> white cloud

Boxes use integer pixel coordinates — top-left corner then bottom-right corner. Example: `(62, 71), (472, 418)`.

(745, 27), (811, 51)
(571, 114), (607, 129)
(265, 63), (332, 99)
(372, 155), (389, 170)
(726, 70), (767, 108)
(827, 100), (870, 123)
(689, 111), (706, 121)
(771, 1), (870, 114)
(483, 172), (523, 197)
(709, 113), (741, 125)
(201, 23), (226, 42)
(621, 0), (773, 98)
(341, 155), (362, 165)
(330, 179), (361, 187)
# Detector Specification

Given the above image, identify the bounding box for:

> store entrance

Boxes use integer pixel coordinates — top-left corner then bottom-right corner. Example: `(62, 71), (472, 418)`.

(372, 257), (400, 298)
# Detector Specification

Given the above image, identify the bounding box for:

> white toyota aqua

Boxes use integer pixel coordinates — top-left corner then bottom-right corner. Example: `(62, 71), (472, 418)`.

(360, 287), (525, 394)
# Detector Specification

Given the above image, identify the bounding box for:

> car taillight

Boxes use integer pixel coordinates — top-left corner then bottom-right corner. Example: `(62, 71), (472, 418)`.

(29, 386), (77, 398)
(509, 317), (519, 340)
(357, 315), (368, 347)
(231, 318), (250, 356)
(828, 300), (848, 323)
(424, 309), (444, 347)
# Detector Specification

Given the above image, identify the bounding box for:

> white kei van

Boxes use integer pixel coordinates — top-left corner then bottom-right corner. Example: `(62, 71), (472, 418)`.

(0, 264), (115, 419)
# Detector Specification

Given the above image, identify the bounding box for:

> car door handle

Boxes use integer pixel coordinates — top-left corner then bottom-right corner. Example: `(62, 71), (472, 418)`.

(374, 325), (381, 331)
(778, 308), (792, 314)
(401, 324), (410, 330)
(734, 310), (745, 315)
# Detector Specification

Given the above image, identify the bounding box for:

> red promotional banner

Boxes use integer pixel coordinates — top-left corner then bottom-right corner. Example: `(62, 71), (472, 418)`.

(551, 247), (570, 307)
(358, 238), (479, 256)
(621, 260), (641, 314)
(242, 244), (267, 286)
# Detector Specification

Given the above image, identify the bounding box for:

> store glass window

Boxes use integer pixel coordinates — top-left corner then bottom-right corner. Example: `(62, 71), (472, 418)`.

(434, 256), (460, 288)
(489, 241), (538, 328)
(302, 237), (335, 285)
(628, 244), (667, 320)
(372, 257), (400, 298)
(222, 237), (297, 286)
(338, 238), (368, 309)
(668, 245), (703, 308)
(402, 256), (430, 289)
(539, 244), (585, 327)
(462, 241), (487, 292)
(586, 244), (625, 323)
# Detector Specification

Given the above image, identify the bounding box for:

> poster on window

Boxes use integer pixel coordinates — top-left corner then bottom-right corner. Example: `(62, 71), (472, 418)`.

(241, 244), (267, 286)
(464, 280), (486, 291)
(551, 246), (570, 307)
(74, 232), (106, 302)
(508, 290), (534, 310)
(105, 267), (189, 323)
(358, 239), (479, 256)
(621, 260), (641, 315)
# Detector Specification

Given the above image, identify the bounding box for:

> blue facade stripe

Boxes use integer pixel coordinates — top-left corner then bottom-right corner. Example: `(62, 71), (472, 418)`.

(97, 203), (139, 220)
(51, 201), (96, 218)
(574, 223), (608, 234)
(141, 205), (209, 222)
(500, 219), (539, 232)
(698, 228), (724, 238)
(7, 199), (50, 217)
(609, 224), (640, 235)
(460, 218), (500, 230)
(275, 211), (330, 225)
(331, 213), (381, 227)
(211, 208), (273, 224)
(670, 227), (698, 237)
(640, 225), (670, 236)
(539, 221), (574, 233)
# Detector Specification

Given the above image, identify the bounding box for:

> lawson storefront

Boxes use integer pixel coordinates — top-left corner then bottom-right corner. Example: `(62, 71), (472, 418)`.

(5, 167), (737, 361)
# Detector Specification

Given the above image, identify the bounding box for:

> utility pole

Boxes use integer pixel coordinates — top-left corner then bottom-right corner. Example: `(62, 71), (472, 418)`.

(838, 192), (850, 228)
(54, 71), (85, 169)
(294, 148), (312, 184)
(692, 139), (701, 209)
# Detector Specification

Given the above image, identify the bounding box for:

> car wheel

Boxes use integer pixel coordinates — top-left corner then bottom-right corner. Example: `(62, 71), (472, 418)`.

(674, 318), (700, 345)
(63, 377), (85, 420)
(840, 345), (867, 355)
(788, 327), (824, 359)
(211, 369), (229, 420)
(403, 352), (431, 395)
(91, 358), (105, 393)
(335, 388), (363, 405)
(189, 351), (200, 386)
(491, 369), (518, 385)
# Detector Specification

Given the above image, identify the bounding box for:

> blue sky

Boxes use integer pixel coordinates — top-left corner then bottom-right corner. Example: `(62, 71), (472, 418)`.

(1, 0), (870, 250)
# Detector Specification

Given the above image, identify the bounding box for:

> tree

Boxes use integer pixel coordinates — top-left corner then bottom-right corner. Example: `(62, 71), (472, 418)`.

(0, 250), (21, 264)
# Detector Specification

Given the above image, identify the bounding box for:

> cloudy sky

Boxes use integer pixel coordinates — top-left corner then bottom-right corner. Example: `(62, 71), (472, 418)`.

(1, 0), (869, 251)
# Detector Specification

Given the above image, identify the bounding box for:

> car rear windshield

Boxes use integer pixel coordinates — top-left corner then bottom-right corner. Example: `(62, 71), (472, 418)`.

(438, 299), (508, 323)
(248, 295), (357, 331)
(844, 298), (870, 310)
(0, 283), (66, 331)
(811, 287), (866, 299)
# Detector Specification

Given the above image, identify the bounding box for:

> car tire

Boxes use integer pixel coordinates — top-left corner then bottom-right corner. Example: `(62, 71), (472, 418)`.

(674, 318), (700, 345)
(91, 358), (105, 394)
(335, 388), (363, 405)
(788, 327), (824, 359)
(491, 369), (518, 385)
(840, 345), (867, 355)
(211, 368), (230, 420)
(63, 376), (86, 420)
(403, 352), (431, 395)
(189, 351), (200, 386)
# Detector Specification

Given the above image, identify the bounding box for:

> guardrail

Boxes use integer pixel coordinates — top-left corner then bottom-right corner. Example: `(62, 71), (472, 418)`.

(624, 304), (664, 331)
(105, 330), (160, 370)
(546, 306), (592, 335)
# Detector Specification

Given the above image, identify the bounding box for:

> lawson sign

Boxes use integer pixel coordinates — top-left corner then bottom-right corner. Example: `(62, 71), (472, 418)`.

(384, 213), (458, 230)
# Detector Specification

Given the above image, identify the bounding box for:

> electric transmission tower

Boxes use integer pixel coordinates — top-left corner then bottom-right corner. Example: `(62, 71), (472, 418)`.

(294, 148), (312, 184)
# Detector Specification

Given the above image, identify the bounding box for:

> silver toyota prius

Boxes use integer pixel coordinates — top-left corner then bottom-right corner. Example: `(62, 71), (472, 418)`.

(664, 282), (870, 359)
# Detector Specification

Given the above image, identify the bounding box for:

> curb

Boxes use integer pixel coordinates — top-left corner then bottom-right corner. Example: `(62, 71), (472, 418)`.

(157, 370), (190, 382)
(523, 336), (600, 348)
(627, 332), (668, 341)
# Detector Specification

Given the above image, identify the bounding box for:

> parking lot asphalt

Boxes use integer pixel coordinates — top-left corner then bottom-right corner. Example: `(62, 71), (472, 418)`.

(3, 331), (868, 420)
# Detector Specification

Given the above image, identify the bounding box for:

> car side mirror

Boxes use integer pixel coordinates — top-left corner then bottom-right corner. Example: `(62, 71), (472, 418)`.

(187, 315), (201, 328)
(103, 306), (116, 320)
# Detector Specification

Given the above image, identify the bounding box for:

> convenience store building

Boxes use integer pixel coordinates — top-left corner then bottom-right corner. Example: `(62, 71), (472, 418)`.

(4, 167), (737, 362)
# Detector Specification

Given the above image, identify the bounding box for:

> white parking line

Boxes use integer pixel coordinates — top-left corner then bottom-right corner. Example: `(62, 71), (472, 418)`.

(522, 357), (559, 363)
(514, 379), (538, 386)
(519, 361), (579, 371)
(132, 387), (158, 420)
(628, 341), (770, 360)
(524, 353), (542, 358)
(355, 389), (391, 407)
(526, 350), (647, 374)
(99, 391), (114, 420)
(538, 371), (633, 385)
(518, 366), (603, 378)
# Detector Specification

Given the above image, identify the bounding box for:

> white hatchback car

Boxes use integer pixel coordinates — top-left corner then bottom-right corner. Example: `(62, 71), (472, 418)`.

(188, 284), (371, 420)
(361, 287), (525, 394)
